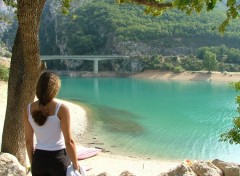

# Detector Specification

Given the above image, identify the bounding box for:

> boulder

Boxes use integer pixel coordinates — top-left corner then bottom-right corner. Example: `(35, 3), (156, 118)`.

(0, 152), (26, 176)
(119, 170), (135, 176)
(97, 172), (110, 176)
(190, 161), (223, 176)
(159, 163), (197, 176)
(212, 159), (240, 176)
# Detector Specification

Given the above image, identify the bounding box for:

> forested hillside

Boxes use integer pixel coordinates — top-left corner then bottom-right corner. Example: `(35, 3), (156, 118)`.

(2, 0), (240, 72)
(37, 0), (240, 55)
(2, 0), (240, 55)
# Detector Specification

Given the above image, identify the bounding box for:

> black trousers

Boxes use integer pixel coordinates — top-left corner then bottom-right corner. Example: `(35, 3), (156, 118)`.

(31, 149), (71, 176)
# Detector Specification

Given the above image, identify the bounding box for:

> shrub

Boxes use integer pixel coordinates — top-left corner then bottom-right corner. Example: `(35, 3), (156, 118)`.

(180, 57), (203, 71)
(3, 52), (12, 58)
(160, 62), (174, 71)
(173, 66), (184, 73)
(0, 64), (9, 81)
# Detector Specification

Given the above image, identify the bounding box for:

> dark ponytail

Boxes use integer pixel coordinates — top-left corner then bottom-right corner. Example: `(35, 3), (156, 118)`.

(32, 71), (61, 126)
(32, 107), (48, 126)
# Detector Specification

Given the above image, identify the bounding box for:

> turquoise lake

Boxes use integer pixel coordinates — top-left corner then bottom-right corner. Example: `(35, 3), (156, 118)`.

(58, 77), (240, 163)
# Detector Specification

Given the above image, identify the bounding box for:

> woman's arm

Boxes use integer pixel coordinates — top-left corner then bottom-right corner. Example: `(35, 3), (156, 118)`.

(59, 104), (79, 171)
(23, 106), (34, 165)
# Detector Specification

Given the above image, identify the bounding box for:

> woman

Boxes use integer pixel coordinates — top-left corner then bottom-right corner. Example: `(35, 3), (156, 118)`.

(24, 71), (80, 176)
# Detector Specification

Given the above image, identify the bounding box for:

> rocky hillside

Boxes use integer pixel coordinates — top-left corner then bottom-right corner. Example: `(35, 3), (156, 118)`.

(2, 0), (240, 56)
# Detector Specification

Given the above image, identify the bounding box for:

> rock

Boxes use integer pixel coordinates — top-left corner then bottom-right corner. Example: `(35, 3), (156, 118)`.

(97, 172), (110, 176)
(119, 170), (135, 176)
(0, 152), (26, 176)
(159, 163), (197, 176)
(212, 159), (240, 176)
(190, 161), (223, 176)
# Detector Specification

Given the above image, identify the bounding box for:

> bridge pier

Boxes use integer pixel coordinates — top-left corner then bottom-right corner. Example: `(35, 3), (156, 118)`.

(41, 55), (130, 75)
(93, 60), (98, 74)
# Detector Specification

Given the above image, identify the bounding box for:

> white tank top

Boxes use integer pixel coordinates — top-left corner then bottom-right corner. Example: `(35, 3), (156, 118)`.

(28, 102), (66, 151)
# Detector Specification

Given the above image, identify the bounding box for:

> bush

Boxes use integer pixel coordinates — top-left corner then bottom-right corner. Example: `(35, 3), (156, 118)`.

(173, 66), (184, 73)
(0, 64), (9, 81)
(180, 57), (203, 71)
(160, 62), (174, 71)
(3, 52), (12, 58)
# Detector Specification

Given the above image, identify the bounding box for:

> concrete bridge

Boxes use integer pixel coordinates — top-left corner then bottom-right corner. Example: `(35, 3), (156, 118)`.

(41, 55), (130, 74)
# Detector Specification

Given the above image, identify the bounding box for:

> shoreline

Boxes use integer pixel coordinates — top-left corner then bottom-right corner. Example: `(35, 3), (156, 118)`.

(131, 70), (240, 82)
(54, 70), (240, 82)
(0, 81), (181, 175)
(1, 70), (240, 175)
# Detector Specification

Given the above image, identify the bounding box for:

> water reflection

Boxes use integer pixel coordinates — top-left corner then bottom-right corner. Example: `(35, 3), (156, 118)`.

(93, 105), (144, 134)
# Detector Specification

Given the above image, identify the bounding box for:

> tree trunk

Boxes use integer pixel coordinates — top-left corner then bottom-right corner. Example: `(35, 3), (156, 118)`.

(1, 0), (46, 166)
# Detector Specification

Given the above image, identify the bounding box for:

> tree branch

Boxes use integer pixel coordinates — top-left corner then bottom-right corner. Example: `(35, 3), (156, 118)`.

(128, 0), (173, 9)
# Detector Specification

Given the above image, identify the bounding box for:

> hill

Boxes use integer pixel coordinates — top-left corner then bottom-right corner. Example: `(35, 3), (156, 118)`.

(1, 0), (240, 72)
(37, 0), (240, 56)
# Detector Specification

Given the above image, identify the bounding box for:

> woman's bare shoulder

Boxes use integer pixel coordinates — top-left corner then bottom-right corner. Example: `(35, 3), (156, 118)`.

(59, 102), (69, 109)
(28, 101), (39, 111)
(58, 103), (70, 114)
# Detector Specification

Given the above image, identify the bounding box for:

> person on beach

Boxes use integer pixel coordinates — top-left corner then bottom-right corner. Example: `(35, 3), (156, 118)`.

(24, 71), (80, 176)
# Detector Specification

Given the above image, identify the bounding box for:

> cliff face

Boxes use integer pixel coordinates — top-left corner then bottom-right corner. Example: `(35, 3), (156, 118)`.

(0, 0), (7, 10)
(111, 38), (191, 56)
(109, 35), (234, 57)
(2, 0), (240, 58)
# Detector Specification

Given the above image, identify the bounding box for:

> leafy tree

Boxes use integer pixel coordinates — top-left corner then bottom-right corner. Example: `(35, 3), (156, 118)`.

(227, 48), (240, 64)
(1, 0), (71, 166)
(196, 45), (240, 64)
(203, 50), (218, 72)
(119, 0), (240, 32)
(196, 47), (211, 60)
(1, 0), (240, 167)
(220, 82), (240, 144)
(180, 57), (203, 71)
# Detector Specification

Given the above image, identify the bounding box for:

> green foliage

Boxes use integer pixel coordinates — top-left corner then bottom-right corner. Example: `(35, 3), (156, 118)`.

(196, 47), (211, 60)
(61, 0), (73, 14)
(218, 63), (240, 72)
(4, 1), (240, 55)
(0, 43), (12, 58)
(195, 45), (240, 64)
(160, 62), (174, 71)
(0, 63), (9, 81)
(180, 57), (203, 71)
(120, 0), (240, 32)
(220, 81), (240, 144)
(3, 52), (11, 58)
(203, 51), (218, 72)
(140, 55), (161, 69)
(173, 65), (184, 73)
(3, 0), (17, 8)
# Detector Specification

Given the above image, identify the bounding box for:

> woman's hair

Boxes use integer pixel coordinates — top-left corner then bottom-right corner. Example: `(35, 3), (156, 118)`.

(32, 71), (61, 126)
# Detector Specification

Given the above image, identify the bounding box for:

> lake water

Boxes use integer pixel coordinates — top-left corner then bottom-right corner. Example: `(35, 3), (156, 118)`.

(58, 77), (240, 163)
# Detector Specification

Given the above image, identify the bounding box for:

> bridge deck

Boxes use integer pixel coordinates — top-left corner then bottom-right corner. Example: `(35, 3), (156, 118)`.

(41, 55), (130, 61)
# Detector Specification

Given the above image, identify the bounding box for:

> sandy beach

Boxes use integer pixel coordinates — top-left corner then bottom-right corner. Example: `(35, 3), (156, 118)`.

(131, 70), (240, 82)
(1, 70), (240, 175)
(0, 80), (180, 176)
